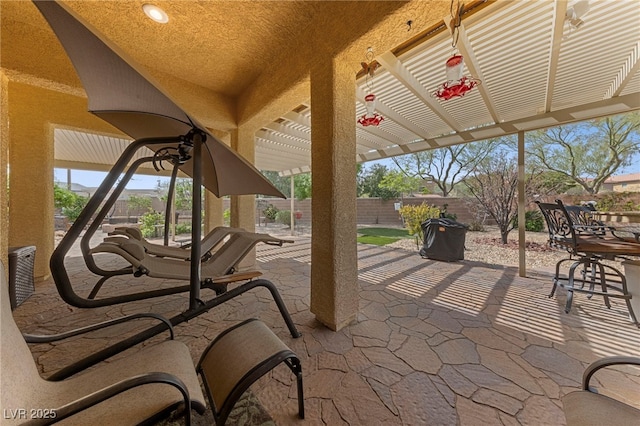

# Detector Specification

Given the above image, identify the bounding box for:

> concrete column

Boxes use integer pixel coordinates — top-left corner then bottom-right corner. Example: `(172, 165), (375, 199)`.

(230, 127), (256, 269)
(229, 127), (256, 233)
(203, 129), (229, 233)
(8, 85), (56, 281)
(5, 81), (120, 281)
(310, 57), (358, 331)
(0, 72), (9, 265)
(204, 192), (224, 233)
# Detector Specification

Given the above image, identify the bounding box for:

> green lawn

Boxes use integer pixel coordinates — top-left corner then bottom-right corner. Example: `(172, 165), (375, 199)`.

(356, 227), (410, 246)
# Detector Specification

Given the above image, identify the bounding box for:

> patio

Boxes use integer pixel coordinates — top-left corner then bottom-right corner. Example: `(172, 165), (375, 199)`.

(12, 234), (640, 425)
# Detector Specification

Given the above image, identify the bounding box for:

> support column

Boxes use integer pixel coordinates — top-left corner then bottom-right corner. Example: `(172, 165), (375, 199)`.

(0, 72), (9, 264)
(517, 131), (526, 278)
(204, 129), (229, 232)
(310, 57), (358, 331)
(204, 191), (224, 233)
(8, 84), (55, 281)
(230, 127), (257, 269)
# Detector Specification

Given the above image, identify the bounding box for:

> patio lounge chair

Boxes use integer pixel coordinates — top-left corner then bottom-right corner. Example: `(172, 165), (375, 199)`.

(110, 225), (245, 261)
(89, 231), (293, 298)
(0, 261), (206, 425)
(562, 356), (640, 425)
(536, 200), (640, 324)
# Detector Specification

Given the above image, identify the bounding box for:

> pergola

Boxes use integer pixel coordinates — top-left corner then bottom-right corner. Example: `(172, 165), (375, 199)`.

(1, 0), (638, 330)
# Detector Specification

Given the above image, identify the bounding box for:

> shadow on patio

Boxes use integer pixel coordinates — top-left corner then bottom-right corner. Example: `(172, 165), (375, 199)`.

(12, 235), (640, 425)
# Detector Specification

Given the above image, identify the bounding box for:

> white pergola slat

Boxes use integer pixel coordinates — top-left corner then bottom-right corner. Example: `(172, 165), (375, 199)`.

(54, 1), (639, 179)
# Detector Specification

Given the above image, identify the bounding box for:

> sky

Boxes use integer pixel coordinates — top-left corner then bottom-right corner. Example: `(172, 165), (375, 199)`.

(55, 153), (640, 190)
(54, 168), (171, 190)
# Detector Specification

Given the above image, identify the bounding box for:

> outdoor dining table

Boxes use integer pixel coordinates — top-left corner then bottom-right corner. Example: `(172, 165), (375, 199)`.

(592, 211), (640, 242)
(592, 212), (640, 320)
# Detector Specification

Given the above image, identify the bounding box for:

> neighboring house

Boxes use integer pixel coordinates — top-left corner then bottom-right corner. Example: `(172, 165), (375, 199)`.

(601, 173), (640, 192)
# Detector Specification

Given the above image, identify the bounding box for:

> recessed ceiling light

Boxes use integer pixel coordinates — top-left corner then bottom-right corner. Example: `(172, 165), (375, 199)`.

(142, 4), (168, 24)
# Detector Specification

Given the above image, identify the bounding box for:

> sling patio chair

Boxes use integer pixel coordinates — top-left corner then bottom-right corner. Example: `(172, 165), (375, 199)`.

(110, 225), (245, 261)
(88, 231), (293, 298)
(536, 200), (640, 324)
(0, 261), (206, 425)
(562, 356), (640, 425)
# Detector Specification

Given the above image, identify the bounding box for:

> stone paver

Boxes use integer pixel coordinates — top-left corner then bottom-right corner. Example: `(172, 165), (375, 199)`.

(11, 232), (640, 425)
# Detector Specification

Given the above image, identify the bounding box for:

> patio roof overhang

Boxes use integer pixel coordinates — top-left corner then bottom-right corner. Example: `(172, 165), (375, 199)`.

(5, 1), (639, 176)
(256, 0), (640, 175)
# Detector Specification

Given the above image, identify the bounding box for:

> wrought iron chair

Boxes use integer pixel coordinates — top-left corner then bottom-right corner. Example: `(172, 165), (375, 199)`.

(536, 200), (639, 324)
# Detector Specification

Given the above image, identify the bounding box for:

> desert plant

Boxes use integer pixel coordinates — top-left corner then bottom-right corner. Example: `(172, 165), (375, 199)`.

(53, 184), (88, 223)
(276, 210), (291, 227)
(263, 204), (279, 222)
(398, 203), (441, 240)
(467, 221), (486, 232)
(512, 210), (545, 232)
(139, 210), (164, 238)
(175, 222), (191, 235)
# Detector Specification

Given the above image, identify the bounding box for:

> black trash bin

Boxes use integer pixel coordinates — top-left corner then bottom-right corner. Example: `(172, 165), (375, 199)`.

(419, 219), (467, 261)
(8, 246), (36, 310)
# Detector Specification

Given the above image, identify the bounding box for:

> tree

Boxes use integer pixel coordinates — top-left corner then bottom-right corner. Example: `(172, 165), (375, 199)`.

(261, 170), (312, 200)
(526, 112), (640, 194)
(157, 178), (195, 211)
(392, 139), (499, 196)
(379, 170), (422, 198)
(127, 195), (152, 215)
(464, 148), (540, 244)
(359, 164), (398, 200)
(53, 184), (88, 223)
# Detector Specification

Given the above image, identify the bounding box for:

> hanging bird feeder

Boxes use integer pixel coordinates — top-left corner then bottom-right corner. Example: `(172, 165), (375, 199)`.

(358, 48), (384, 127)
(431, 0), (480, 101)
(358, 93), (384, 127)
(431, 54), (480, 100)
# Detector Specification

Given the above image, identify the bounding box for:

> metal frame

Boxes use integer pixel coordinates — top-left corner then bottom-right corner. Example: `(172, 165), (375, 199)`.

(49, 131), (301, 372)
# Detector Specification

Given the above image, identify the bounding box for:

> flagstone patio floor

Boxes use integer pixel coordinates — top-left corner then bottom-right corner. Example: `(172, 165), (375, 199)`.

(12, 233), (640, 425)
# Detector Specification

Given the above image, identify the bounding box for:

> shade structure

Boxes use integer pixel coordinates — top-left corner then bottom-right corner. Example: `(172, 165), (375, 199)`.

(33, 0), (284, 199)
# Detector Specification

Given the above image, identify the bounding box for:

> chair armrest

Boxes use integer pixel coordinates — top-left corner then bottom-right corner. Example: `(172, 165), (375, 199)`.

(572, 224), (614, 238)
(583, 356), (640, 391)
(24, 372), (192, 426)
(25, 313), (176, 381)
(23, 312), (174, 343)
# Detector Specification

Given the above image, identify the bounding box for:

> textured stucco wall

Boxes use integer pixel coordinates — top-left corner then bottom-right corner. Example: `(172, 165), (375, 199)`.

(0, 72), (8, 267)
(310, 57), (358, 330)
(203, 128), (230, 233)
(6, 81), (121, 280)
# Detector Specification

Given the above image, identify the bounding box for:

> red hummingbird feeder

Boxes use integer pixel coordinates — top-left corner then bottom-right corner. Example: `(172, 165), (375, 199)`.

(432, 54), (480, 101)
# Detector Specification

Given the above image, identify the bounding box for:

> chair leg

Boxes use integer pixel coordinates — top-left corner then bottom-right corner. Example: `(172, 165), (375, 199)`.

(550, 258), (571, 298)
(565, 261), (579, 313)
(285, 357), (305, 419)
(595, 262), (611, 309)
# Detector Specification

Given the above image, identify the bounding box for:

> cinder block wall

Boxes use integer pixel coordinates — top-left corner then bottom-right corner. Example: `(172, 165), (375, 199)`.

(251, 197), (485, 226)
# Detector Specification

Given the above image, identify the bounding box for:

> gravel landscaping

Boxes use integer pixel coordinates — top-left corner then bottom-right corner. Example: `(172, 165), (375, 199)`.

(386, 226), (584, 271)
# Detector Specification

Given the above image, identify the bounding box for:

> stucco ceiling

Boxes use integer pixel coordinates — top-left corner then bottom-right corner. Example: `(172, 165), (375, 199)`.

(2, 0), (640, 177)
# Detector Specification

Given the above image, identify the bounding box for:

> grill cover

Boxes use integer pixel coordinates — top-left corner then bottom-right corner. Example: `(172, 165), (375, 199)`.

(419, 219), (468, 261)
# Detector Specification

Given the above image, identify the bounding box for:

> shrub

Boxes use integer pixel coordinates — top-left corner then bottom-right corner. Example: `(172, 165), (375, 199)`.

(276, 210), (291, 227)
(175, 223), (191, 235)
(467, 221), (486, 232)
(223, 208), (230, 225)
(398, 203), (441, 240)
(53, 184), (88, 223)
(139, 210), (164, 238)
(263, 204), (279, 222)
(440, 204), (457, 221)
(512, 210), (545, 232)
